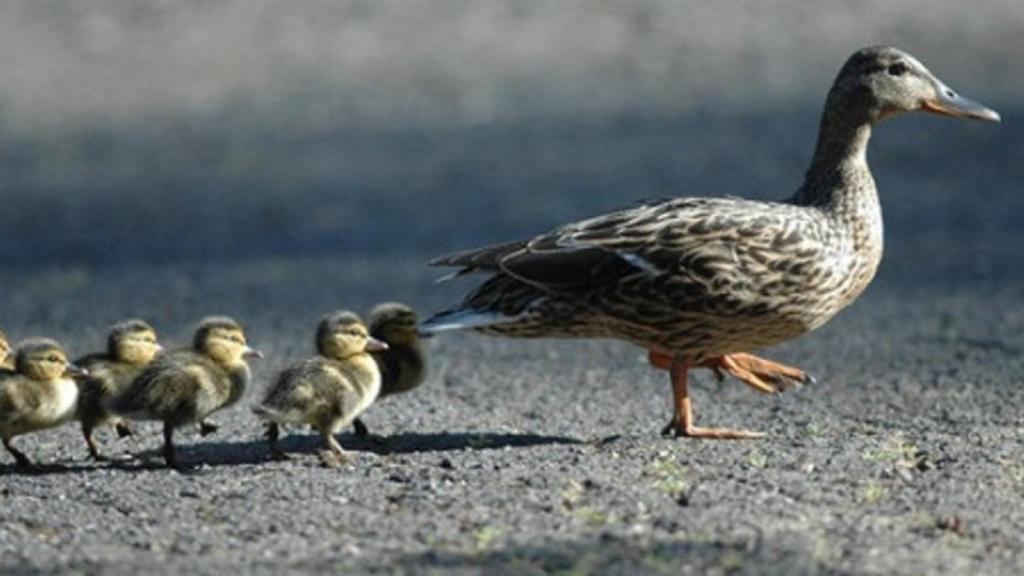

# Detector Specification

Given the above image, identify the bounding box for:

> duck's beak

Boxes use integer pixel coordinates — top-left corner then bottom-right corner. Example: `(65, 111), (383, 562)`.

(64, 362), (89, 377)
(243, 346), (265, 359)
(922, 77), (1001, 122)
(364, 336), (389, 352)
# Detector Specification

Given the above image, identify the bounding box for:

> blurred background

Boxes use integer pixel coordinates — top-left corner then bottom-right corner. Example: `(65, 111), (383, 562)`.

(0, 0), (1020, 340)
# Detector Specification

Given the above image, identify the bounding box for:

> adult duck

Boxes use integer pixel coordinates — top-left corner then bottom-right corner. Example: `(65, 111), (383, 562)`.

(421, 46), (999, 439)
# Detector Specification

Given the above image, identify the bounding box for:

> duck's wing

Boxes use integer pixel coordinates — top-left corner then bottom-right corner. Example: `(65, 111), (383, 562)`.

(434, 197), (795, 293)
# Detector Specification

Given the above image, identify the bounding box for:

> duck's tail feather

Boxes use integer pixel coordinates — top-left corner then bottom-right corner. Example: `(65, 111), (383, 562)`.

(418, 308), (518, 335)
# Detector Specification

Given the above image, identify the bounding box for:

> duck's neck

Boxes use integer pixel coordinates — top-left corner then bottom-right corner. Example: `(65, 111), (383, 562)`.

(791, 103), (876, 213)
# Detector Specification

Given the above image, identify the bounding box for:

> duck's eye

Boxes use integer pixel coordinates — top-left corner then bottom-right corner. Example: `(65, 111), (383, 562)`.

(47, 355), (60, 363)
(887, 62), (908, 77)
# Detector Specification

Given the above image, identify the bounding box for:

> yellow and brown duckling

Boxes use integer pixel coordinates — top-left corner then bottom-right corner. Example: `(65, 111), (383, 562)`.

(0, 338), (87, 468)
(0, 329), (14, 371)
(352, 303), (428, 437)
(254, 311), (387, 467)
(422, 46), (1000, 439)
(110, 316), (262, 469)
(75, 319), (163, 461)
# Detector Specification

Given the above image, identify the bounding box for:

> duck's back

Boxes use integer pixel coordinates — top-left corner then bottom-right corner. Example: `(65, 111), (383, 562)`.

(433, 195), (879, 357)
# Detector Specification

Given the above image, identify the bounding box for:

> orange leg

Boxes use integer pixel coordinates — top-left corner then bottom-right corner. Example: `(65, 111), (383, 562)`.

(659, 356), (765, 439)
(650, 350), (814, 394)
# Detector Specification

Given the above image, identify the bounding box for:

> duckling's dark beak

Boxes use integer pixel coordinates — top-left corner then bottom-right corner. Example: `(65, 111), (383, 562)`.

(364, 336), (389, 352)
(64, 362), (89, 377)
(922, 78), (1001, 122)
(243, 346), (265, 359)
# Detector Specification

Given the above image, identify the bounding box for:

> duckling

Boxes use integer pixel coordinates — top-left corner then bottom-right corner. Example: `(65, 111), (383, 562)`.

(0, 338), (87, 468)
(74, 319), (163, 461)
(254, 311), (387, 467)
(351, 303), (428, 437)
(0, 329), (13, 371)
(109, 316), (262, 469)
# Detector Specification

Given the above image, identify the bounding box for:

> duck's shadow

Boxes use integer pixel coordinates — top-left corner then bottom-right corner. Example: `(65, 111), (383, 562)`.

(112, 430), (586, 470)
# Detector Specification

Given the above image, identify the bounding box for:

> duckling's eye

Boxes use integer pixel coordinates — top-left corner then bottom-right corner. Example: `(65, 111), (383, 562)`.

(47, 355), (61, 363)
(887, 62), (908, 77)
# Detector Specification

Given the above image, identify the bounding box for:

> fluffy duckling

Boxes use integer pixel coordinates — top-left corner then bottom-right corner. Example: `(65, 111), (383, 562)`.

(110, 316), (262, 469)
(0, 329), (13, 371)
(255, 311), (387, 467)
(75, 319), (163, 461)
(0, 339), (87, 468)
(351, 303), (428, 437)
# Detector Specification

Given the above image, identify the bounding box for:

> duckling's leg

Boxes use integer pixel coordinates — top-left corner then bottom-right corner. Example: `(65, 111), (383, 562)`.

(3, 437), (32, 468)
(265, 422), (290, 461)
(81, 421), (104, 461)
(659, 356), (765, 440)
(162, 422), (183, 470)
(319, 429), (349, 469)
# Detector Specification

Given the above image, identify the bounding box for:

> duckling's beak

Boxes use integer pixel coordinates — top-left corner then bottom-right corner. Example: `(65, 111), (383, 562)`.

(243, 346), (265, 359)
(921, 77), (1001, 122)
(364, 336), (389, 352)
(64, 362), (89, 377)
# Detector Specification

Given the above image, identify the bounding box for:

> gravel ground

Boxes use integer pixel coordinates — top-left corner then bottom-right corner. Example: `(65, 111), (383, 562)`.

(1, 264), (1022, 575)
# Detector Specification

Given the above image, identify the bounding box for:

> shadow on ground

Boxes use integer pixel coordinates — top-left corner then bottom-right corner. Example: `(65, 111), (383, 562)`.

(101, 430), (585, 470)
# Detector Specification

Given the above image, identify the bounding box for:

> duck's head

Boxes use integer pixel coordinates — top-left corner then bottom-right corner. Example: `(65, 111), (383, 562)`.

(108, 319), (163, 365)
(829, 46), (1000, 125)
(369, 302), (422, 346)
(15, 338), (87, 381)
(193, 316), (263, 366)
(317, 310), (388, 360)
(0, 329), (12, 370)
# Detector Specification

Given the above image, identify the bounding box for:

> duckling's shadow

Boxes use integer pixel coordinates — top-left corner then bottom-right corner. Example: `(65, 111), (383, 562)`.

(0, 461), (97, 476)
(117, 430), (586, 469)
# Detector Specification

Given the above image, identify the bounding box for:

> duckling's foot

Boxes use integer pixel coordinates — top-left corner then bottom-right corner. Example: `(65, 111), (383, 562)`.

(352, 418), (370, 437)
(4, 440), (32, 469)
(115, 423), (134, 439)
(320, 434), (351, 468)
(265, 423), (290, 461)
(199, 420), (219, 436)
(703, 353), (814, 394)
(661, 356), (765, 440)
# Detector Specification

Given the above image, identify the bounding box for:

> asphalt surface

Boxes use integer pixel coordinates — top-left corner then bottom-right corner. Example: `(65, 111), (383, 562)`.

(0, 260), (1022, 575)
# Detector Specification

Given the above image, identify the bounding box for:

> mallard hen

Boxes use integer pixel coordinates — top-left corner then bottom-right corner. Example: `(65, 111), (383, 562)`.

(422, 46), (1000, 439)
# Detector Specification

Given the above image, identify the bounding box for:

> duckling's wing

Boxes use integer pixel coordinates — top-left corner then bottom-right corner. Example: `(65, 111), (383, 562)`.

(110, 355), (201, 420)
(0, 379), (43, 425)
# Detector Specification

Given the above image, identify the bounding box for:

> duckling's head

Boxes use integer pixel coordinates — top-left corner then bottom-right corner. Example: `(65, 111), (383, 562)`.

(108, 319), (163, 365)
(317, 310), (388, 360)
(15, 338), (87, 381)
(369, 302), (422, 346)
(0, 329), (12, 370)
(193, 316), (263, 366)
(828, 46), (1000, 125)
